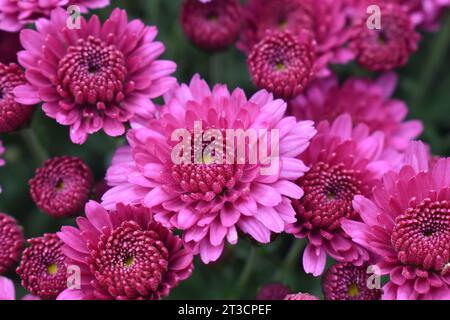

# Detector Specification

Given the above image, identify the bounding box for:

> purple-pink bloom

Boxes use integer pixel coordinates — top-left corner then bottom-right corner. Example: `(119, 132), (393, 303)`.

(14, 8), (176, 144)
(57, 201), (193, 300)
(397, 0), (450, 31)
(103, 75), (316, 264)
(286, 114), (396, 276)
(0, 0), (110, 32)
(289, 72), (423, 153)
(342, 141), (450, 300)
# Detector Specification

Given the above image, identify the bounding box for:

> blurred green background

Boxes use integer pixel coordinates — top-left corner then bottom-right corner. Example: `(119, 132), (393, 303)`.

(0, 0), (449, 299)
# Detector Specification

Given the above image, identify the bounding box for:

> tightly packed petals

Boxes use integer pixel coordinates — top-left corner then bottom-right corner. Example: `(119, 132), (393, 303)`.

(290, 72), (423, 152)
(342, 141), (450, 300)
(286, 114), (395, 276)
(323, 262), (382, 300)
(57, 201), (194, 300)
(284, 292), (320, 300)
(238, 0), (352, 65)
(16, 233), (67, 300)
(181, 0), (242, 52)
(0, 0), (110, 32)
(0, 213), (24, 274)
(257, 283), (292, 300)
(248, 30), (329, 100)
(103, 75), (316, 263)
(14, 8), (176, 144)
(348, 1), (420, 71)
(0, 63), (34, 133)
(29, 156), (93, 218)
(0, 31), (22, 64)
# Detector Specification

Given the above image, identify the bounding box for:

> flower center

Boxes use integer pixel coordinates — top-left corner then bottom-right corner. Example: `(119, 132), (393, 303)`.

(348, 283), (359, 298)
(47, 263), (58, 276)
(91, 221), (169, 298)
(297, 162), (364, 230)
(57, 36), (127, 106)
(391, 198), (450, 271)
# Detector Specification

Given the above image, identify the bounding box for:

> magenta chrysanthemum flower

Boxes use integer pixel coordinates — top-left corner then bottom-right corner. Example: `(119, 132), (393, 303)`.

(256, 283), (292, 300)
(0, 31), (22, 64)
(181, 0), (242, 52)
(289, 73), (423, 152)
(284, 292), (319, 300)
(16, 233), (67, 300)
(397, 0), (450, 31)
(14, 8), (176, 144)
(238, 0), (353, 64)
(103, 75), (316, 263)
(342, 142), (450, 300)
(0, 63), (34, 133)
(286, 114), (396, 276)
(348, 1), (420, 71)
(0, 213), (24, 275)
(0, 0), (110, 32)
(323, 262), (382, 300)
(29, 156), (93, 218)
(57, 201), (194, 300)
(248, 30), (330, 100)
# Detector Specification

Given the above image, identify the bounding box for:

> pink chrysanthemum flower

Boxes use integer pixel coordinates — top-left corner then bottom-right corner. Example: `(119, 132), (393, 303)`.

(0, 63), (34, 133)
(16, 233), (67, 300)
(397, 0), (450, 31)
(0, 276), (40, 300)
(14, 9), (176, 144)
(290, 73), (423, 153)
(29, 156), (94, 218)
(238, 0), (353, 64)
(0, 0), (110, 32)
(348, 1), (420, 71)
(342, 142), (450, 300)
(0, 213), (24, 275)
(284, 292), (320, 300)
(103, 75), (316, 263)
(57, 201), (194, 300)
(256, 283), (292, 300)
(181, 0), (242, 52)
(0, 31), (22, 64)
(323, 262), (382, 300)
(247, 30), (330, 100)
(286, 114), (395, 276)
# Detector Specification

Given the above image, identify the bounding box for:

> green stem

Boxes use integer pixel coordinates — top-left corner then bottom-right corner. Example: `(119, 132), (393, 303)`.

(21, 129), (48, 165)
(273, 240), (305, 281)
(209, 53), (221, 84)
(236, 246), (257, 293)
(413, 14), (450, 111)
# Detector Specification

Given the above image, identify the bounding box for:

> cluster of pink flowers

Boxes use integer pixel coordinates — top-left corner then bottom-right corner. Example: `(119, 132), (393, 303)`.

(0, 0), (449, 301)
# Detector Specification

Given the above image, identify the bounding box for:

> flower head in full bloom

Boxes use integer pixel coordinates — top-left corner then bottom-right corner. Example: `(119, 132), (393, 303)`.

(103, 75), (317, 263)
(284, 292), (320, 300)
(181, 0), (242, 52)
(0, 63), (34, 133)
(57, 201), (194, 300)
(29, 156), (93, 218)
(16, 233), (67, 300)
(286, 114), (395, 276)
(0, 0), (110, 32)
(289, 72), (423, 153)
(15, 9), (176, 144)
(256, 283), (292, 300)
(238, 0), (353, 64)
(0, 213), (24, 275)
(247, 30), (330, 100)
(342, 142), (450, 300)
(348, 1), (420, 71)
(323, 262), (382, 300)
